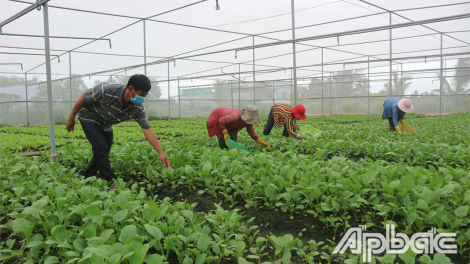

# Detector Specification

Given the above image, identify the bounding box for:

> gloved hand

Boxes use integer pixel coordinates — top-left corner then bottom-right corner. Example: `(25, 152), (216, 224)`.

(395, 126), (401, 133)
(222, 129), (230, 145)
(297, 136), (306, 140)
(256, 138), (270, 148)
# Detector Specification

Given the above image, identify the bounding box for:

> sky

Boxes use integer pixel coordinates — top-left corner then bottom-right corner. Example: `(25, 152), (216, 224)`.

(1, 0), (470, 98)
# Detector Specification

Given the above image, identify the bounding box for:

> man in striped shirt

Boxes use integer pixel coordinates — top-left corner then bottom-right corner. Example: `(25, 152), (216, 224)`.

(65, 74), (170, 189)
(263, 103), (307, 140)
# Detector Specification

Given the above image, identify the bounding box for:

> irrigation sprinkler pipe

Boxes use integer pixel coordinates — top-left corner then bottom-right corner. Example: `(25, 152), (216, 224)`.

(0, 32), (112, 48)
(0, 52), (61, 62)
(0, 63), (22, 70)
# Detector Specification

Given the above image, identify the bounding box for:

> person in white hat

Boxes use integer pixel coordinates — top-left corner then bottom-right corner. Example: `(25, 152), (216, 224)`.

(382, 97), (414, 133)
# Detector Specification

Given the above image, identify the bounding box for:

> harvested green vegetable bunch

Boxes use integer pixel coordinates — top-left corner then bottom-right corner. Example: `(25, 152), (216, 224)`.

(300, 125), (322, 138)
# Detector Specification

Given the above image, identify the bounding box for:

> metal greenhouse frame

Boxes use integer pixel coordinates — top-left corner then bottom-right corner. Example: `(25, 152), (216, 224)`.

(1, 0), (470, 160)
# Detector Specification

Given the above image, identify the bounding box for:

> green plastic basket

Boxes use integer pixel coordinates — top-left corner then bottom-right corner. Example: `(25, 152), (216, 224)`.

(300, 125), (322, 139)
(227, 139), (252, 153)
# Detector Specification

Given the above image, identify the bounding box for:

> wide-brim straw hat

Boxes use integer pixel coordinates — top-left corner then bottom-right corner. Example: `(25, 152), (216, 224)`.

(397, 98), (414, 113)
(241, 105), (262, 125)
(291, 104), (307, 120)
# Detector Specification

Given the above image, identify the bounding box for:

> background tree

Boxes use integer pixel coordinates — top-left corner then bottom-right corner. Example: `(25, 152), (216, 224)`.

(306, 77), (322, 98)
(381, 71), (413, 95)
(450, 58), (470, 94)
(93, 75), (162, 100)
(212, 80), (231, 106)
(332, 69), (365, 97)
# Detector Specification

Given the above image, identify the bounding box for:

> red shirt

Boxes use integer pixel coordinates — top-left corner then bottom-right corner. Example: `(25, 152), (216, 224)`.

(206, 107), (259, 141)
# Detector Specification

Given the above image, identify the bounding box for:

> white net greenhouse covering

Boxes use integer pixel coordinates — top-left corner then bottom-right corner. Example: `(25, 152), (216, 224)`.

(1, 0), (470, 125)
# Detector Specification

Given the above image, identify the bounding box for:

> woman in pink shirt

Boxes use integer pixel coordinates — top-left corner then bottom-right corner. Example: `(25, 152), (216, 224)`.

(206, 105), (270, 150)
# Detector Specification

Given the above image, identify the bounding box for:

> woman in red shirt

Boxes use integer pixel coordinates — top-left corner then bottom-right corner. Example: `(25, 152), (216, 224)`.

(206, 105), (270, 150)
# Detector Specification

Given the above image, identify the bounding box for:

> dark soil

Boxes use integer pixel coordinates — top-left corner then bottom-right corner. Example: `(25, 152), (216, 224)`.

(0, 228), (23, 264)
(142, 184), (470, 264)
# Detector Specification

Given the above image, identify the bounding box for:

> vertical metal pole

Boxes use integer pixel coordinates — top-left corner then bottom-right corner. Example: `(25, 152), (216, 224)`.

(439, 33), (443, 118)
(321, 48), (324, 117)
(368, 56), (370, 116)
(329, 72), (332, 115)
(167, 59), (170, 123)
(230, 80), (233, 108)
(178, 78), (181, 118)
(291, 0), (298, 106)
(69, 52), (72, 111)
(290, 69), (293, 106)
(335, 72), (337, 112)
(43, 3), (57, 161)
(444, 60), (447, 113)
(238, 64), (241, 109)
(25, 73), (29, 127)
(400, 63), (403, 96)
(273, 81), (275, 105)
(389, 12), (392, 96)
(143, 20), (149, 112)
(252, 36), (256, 106)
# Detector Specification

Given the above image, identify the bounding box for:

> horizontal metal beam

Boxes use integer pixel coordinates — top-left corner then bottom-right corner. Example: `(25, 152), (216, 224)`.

(0, 0), (49, 28)
(100, 12), (470, 75)
(342, 51), (470, 66)
(3, 92), (468, 105)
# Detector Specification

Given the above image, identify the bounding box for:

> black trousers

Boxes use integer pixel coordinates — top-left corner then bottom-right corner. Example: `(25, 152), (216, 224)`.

(387, 118), (394, 127)
(263, 107), (289, 137)
(80, 121), (115, 181)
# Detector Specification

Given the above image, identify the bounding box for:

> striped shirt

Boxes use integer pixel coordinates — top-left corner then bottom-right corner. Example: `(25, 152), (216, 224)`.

(273, 103), (298, 137)
(77, 82), (150, 132)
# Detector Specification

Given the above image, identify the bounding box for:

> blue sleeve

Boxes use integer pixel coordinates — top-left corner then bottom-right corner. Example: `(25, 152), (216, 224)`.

(392, 107), (399, 127)
(399, 111), (406, 121)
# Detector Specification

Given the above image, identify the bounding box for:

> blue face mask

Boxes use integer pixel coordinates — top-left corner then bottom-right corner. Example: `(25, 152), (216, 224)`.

(131, 88), (145, 105)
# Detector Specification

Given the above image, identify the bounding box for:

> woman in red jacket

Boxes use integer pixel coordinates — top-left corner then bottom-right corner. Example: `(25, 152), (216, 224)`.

(206, 105), (270, 150)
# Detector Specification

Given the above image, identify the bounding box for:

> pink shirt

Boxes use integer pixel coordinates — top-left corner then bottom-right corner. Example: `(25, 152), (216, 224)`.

(206, 107), (259, 141)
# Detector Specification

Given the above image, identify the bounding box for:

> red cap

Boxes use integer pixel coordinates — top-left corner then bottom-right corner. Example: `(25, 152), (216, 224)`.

(291, 104), (307, 120)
